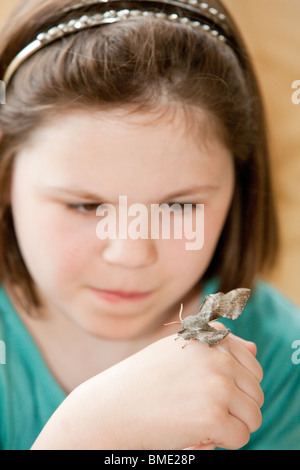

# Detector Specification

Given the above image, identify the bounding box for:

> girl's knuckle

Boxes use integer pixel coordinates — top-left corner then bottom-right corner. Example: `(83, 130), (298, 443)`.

(216, 351), (235, 373)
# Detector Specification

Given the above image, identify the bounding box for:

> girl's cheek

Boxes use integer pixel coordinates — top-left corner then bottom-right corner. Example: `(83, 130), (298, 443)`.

(34, 212), (96, 274)
(56, 232), (98, 274)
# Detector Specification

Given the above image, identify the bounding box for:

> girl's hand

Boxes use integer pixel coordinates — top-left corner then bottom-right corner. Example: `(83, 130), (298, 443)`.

(32, 330), (263, 450)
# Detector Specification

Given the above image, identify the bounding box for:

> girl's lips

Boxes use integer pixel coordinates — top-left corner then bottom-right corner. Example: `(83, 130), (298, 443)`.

(89, 287), (153, 303)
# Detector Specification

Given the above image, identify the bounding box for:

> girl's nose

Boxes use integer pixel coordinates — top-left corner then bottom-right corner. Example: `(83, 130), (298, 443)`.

(101, 238), (158, 269)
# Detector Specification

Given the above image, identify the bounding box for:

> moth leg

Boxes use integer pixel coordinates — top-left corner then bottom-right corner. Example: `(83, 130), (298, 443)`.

(174, 335), (191, 349)
(181, 338), (198, 349)
(175, 336), (187, 349)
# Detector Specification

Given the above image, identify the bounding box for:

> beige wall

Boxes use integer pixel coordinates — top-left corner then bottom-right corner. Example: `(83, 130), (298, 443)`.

(0, 0), (17, 20)
(222, 0), (300, 306)
(1, 1), (300, 305)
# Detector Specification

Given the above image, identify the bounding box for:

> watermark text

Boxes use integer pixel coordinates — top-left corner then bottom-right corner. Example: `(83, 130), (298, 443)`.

(291, 340), (300, 365)
(0, 80), (6, 105)
(291, 80), (300, 105)
(96, 196), (204, 251)
(0, 340), (6, 365)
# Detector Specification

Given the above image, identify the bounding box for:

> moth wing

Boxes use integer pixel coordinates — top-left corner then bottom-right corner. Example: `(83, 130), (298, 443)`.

(197, 288), (251, 322)
(181, 314), (209, 331)
(213, 288), (251, 320)
(195, 292), (226, 322)
(177, 328), (198, 341)
(191, 325), (230, 347)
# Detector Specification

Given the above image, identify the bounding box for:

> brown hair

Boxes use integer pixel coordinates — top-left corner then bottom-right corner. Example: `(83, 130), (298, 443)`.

(0, 0), (279, 309)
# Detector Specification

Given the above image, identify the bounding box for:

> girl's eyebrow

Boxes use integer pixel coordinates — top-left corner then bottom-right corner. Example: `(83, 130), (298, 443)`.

(163, 185), (217, 199)
(44, 184), (217, 202)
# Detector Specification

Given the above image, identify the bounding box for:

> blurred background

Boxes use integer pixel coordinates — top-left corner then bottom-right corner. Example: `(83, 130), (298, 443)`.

(1, 0), (299, 305)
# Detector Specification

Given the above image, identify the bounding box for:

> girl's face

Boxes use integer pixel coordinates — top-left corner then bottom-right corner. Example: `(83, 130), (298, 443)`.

(10, 107), (234, 340)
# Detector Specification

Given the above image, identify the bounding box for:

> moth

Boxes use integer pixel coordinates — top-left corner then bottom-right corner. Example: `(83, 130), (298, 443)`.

(165, 288), (251, 348)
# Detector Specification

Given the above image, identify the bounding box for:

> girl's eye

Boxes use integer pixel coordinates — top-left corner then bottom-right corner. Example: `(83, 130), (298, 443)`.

(68, 202), (199, 214)
(165, 202), (198, 211)
(68, 203), (100, 214)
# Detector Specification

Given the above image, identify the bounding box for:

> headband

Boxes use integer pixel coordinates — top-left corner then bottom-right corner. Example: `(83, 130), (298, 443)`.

(3, 0), (231, 86)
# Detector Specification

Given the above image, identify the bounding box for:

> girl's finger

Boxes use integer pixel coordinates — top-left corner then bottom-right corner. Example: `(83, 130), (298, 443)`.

(228, 386), (263, 434)
(225, 337), (263, 383)
(233, 360), (264, 407)
(208, 413), (251, 450)
(212, 322), (257, 356)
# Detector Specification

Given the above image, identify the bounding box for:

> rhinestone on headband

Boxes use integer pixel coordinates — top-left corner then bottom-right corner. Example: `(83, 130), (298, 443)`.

(3, 3), (228, 86)
(63, 0), (227, 26)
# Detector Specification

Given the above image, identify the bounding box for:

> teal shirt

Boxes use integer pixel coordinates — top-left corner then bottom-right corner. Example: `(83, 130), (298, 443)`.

(0, 280), (300, 450)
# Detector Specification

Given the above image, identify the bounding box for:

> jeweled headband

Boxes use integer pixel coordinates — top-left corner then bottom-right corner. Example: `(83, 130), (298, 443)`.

(3, 0), (232, 86)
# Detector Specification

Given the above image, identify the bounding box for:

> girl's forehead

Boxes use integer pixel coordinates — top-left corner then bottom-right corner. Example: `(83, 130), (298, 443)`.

(15, 106), (232, 195)
(23, 105), (228, 157)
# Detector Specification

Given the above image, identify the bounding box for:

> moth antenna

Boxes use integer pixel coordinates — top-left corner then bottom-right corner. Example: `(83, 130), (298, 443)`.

(179, 303), (184, 322)
(164, 303), (184, 326)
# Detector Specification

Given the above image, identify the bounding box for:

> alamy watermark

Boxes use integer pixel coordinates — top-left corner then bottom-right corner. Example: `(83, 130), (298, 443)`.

(0, 80), (6, 105)
(96, 196), (204, 251)
(0, 340), (6, 365)
(291, 340), (300, 365)
(291, 80), (300, 105)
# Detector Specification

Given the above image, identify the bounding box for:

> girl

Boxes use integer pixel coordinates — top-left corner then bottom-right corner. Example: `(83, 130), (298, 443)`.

(0, 0), (299, 450)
